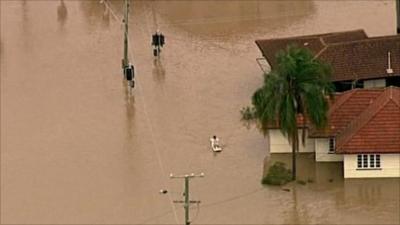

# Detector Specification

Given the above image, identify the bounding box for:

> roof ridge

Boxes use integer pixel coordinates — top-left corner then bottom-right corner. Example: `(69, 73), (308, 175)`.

(255, 29), (366, 43)
(389, 86), (400, 106)
(313, 44), (328, 59)
(325, 34), (400, 47)
(336, 88), (393, 151)
(327, 89), (358, 115)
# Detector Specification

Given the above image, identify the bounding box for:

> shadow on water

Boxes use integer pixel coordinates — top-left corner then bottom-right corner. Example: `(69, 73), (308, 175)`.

(57, 0), (67, 28)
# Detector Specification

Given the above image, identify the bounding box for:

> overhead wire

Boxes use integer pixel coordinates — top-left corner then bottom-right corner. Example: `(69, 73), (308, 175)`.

(99, 1), (180, 224)
(101, 1), (266, 223)
(140, 3), (206, 223)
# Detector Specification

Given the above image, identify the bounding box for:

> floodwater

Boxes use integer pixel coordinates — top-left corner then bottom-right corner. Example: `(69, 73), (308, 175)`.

(1, 0), (398, 224)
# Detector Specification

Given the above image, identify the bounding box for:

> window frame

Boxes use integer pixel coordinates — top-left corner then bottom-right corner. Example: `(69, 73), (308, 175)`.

(328, 138), (335, 154)
(356, 154), (382, 170)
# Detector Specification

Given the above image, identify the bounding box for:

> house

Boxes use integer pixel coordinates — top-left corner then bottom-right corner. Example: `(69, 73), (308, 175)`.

(255, 30), (399, 178)
(310, 87), (400, 178)
(267, 87), (400, 178)
(267, 116), (315, 153)
(255, 30), (400, 92)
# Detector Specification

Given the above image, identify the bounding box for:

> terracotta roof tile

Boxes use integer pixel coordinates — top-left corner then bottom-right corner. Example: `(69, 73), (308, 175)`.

(337, 100), (400, 153)
(255, 30), (367, 70)
(310, 89), (383, 137)
(311, 87), (400, 154)
(255, 30), (400, 82)
(319, 35), (400, 81)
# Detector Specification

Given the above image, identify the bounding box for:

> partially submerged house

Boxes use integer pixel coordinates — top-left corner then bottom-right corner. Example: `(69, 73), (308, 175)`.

(310, 87), (400, 178)
(255, 30), (400, 91)
(255, 30), (400, 178)
(266, 87), (400, 178)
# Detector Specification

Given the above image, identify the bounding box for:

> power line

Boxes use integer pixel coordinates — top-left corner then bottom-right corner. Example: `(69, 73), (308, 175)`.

(166, 173), (205, 225)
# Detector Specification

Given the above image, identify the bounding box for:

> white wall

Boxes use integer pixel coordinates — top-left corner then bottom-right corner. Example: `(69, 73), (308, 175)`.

(315, 138), (343, 162)
(363, 79), (386, 88)
(269, 129), (314, 153)
(344, 154), (400, 178)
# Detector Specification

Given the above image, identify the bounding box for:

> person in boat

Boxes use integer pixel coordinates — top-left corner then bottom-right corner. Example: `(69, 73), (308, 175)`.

(212, 135), (220, 148)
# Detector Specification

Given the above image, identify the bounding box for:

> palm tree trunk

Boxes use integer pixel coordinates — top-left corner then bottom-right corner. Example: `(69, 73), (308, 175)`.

(291, 131), (298, 180)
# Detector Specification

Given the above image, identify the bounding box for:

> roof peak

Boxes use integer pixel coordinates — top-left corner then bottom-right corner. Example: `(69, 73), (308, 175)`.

(255, 29), (367, 43)
(326, 34), (400, 47)
(336, 87), (400, 151)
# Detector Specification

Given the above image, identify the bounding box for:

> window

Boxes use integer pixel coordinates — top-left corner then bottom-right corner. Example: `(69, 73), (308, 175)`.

(328, 138), (335, 153)
(363, 155), (368, 168)
(370, 155), (375, 168)
(376, 155), (380, 168)
(357, 154), (381, 169)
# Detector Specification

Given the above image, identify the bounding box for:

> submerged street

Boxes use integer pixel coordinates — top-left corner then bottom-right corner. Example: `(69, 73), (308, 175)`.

(1, 1), (399, 224)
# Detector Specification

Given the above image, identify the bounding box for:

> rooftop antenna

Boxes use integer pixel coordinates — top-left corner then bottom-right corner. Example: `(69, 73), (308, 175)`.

(386, 51), (393, 74)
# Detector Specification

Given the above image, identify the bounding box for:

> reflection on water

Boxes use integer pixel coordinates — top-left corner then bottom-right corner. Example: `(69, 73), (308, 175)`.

(266, 153), (400, 224)
(57, 0), (67, 28)
(266, 153), (343, 184)
(152, 58), (166, 82)
(124, 83), (135, 144)
(80, 1), (111, 30)
(20, 0), (32, 50)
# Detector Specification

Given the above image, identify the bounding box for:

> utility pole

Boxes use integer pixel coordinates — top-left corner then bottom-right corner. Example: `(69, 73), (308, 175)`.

(397, 0), (400, 34)
(121, 0), (134, 90)
(122, 0), (129, 68)
(169, 173), (204, 225)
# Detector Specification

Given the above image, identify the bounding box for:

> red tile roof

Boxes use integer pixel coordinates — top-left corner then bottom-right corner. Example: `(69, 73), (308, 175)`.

(310, 87), (400, 154)
(255, 30), (400, 82)
(319, 35), (400, 82)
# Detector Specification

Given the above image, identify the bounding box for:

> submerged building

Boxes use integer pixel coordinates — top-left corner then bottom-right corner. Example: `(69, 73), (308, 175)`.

(255, 30), (400, 178)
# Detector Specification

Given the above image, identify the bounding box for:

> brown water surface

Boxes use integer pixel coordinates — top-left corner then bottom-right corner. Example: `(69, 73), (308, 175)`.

(1, 0), (398, 224)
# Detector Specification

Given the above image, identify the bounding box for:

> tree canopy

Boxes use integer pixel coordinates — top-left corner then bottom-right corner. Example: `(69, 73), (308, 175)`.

(242, 45), (334, 179)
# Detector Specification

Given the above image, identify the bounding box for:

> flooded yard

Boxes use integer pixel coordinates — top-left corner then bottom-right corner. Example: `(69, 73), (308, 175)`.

(1, 0), (399, 224)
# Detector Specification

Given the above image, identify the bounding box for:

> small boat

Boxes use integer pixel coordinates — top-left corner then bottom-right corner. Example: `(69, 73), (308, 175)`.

(210, 136), (222, 152)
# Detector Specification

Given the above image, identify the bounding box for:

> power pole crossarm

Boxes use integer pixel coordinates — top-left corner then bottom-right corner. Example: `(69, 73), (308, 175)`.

(169, 173), (204, 225)
(173, 200), (201, 204)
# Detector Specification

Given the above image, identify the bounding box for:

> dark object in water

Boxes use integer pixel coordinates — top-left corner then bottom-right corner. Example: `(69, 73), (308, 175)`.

(297, 180), (307, 185)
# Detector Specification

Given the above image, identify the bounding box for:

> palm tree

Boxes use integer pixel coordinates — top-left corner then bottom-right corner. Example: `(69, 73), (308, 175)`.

(242, 45), (333, 180)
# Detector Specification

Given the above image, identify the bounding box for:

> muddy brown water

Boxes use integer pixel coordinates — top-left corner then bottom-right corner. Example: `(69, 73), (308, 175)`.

(1, 0), (399, 224)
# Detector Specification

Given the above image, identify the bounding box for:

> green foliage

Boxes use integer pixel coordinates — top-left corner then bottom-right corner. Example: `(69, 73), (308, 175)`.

(242, 45), (334, 180)
(240, 107), (255, 121)
(242, 45), (334, 137)
(262, 162), (292, 185)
